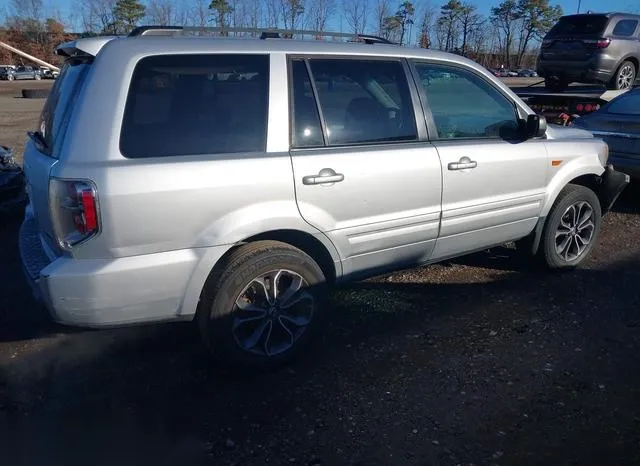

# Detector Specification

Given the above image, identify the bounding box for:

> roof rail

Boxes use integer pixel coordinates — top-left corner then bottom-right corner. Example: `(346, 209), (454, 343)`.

(127, 26), (395, 45)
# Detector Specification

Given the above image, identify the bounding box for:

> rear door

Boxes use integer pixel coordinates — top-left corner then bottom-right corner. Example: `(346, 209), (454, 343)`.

(22, 58), (93, 254)
(410, 61), (547, 261)
(289, 57), (443, 279)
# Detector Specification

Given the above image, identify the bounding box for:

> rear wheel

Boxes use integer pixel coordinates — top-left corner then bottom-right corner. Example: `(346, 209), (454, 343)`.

(609, 60), (636, 90)
(197, 241), (327, 371)
(538, 184), (602, 270)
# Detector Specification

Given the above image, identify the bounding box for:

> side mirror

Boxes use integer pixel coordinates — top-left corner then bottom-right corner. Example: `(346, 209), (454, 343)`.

(526, 114), (547, 138)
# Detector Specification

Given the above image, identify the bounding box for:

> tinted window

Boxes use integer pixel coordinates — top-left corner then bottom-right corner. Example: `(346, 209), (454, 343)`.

(307, 59), (417, 145)
(38, 61), (91, 156)
(548, 15), (607, 36)
(605, 91), (640, 115)
(291, 59), (324, 147)
(120, 54), (269, 158)
(612, 19), (638, 36)
(414, 63), (518, 140)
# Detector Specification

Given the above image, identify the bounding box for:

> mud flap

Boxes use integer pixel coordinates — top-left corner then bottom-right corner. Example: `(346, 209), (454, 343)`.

(598, 164), (630, 214)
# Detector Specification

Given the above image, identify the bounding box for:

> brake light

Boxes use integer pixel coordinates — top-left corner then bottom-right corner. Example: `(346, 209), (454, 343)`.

(583, 38), (611, 48)
(49, 179), (100, 250)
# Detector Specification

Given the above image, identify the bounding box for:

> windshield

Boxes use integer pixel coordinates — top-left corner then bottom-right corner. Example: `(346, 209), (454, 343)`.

(605, 92), (640, 115)
(37, 60), (91, 157)
(548, 15), (608, 36)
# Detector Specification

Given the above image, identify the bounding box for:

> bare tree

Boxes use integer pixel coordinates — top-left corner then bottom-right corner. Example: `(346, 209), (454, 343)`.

(280, 0), (304, 32)
(75, 0), (117, 34)
(147, 0), (182, 26)
(265, 0), (280, 27)
(459, 2), (481, 56)
(187, 0), (209, 28)
(9, 0), (44, 21)
(417, 4), (436, 48)
(245, 0), (263, 29)
(306, 0), (334, 36)
(374, 0), (390, 36)
(491, 0), (520, 68)
(344, 0), (368, 34)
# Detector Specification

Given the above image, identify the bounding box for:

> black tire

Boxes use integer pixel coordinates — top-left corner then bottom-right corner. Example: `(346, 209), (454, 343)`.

(545, 77), (568, 92)
(538, 184), (602, 270)
(608, 60), (636, 90)
(197, 240), (327, 371)
(21, 89), (49, 99)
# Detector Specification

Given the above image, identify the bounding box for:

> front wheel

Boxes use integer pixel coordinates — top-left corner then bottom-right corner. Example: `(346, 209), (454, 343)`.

(197, 241), (327, 371)
(539, 184), (602, 270)
(34, 74), (41, 80)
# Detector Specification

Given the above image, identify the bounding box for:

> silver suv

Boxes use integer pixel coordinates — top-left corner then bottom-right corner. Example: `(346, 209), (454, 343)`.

(19, 27), (629, 369)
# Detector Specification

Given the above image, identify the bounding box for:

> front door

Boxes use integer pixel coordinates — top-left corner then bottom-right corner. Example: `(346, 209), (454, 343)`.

(288, 57), (443, 280)
(410, 60), (548, 261)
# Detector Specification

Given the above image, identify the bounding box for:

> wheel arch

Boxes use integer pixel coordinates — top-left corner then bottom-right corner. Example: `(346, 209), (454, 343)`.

(532, 172), (605, 256)
(240, 229), (340, 284)
(185, 229), (341, 320)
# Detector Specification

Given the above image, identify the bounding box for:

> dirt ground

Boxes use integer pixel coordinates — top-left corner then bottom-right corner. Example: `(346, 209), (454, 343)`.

(0, 81), (53, 162)
(2, 77), (640, 466)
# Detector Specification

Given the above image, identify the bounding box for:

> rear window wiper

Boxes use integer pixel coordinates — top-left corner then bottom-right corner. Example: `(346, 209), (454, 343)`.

(28, 131), (49, 152)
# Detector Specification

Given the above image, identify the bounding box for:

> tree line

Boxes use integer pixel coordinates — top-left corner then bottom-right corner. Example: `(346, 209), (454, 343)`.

(1, 0), (564, 69)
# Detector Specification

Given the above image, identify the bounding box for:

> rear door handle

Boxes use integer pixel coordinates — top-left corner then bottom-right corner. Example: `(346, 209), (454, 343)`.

(448, 157), (477, 171)
(302, 168), (345, 185)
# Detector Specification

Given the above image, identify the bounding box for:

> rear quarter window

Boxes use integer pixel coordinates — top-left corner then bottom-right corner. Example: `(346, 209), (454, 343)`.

(120, 54), (270, 158)
(38, 61), (91, 157)
(612, 19), (638, 36)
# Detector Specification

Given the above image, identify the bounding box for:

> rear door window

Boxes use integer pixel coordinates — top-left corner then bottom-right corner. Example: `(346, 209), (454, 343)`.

(38, 61), (91, 157)
(612, 19), (638, 36)
(120, 54), (269, 158)
(299, 58), (417, 146)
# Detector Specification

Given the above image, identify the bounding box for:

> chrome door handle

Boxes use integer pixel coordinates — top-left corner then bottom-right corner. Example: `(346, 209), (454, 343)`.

(302, 168), (345, 185)
(448, 157), (477, 170)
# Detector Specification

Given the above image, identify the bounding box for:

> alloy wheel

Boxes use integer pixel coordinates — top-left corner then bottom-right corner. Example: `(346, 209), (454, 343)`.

(617, 63), (635, 90)
(232, 269), (314, 357)
(555, 201), (595, 261)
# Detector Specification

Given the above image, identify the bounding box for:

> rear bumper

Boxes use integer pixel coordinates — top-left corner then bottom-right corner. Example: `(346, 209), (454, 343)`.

(19, 212), (228, 328)
(537, 55), (617, 83)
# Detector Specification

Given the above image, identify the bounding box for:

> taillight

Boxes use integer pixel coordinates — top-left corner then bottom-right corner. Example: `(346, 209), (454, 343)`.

(49, 178), (100, 250)
(583, 38), (611, 48)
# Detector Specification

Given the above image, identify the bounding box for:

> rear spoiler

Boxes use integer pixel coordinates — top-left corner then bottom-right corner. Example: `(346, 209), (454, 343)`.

(56, 36), (119, 58)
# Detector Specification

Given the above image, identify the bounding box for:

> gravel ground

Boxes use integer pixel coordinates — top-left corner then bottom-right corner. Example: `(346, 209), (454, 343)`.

(0, 81), (53, 163)
(1, 77), (640, 466)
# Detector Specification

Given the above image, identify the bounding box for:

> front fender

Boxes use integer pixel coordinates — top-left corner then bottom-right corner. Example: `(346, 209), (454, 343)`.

(542, 161), (605, 217)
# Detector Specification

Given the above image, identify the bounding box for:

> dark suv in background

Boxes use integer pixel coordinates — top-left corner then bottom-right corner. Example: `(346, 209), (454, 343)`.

(537, 12), (640, 91)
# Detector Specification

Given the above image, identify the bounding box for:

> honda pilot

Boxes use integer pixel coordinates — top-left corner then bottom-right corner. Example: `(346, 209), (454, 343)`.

(19, 27), (629, 370)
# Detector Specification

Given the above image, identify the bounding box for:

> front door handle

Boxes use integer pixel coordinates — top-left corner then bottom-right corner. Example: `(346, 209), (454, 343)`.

(448, 156), (477, 171)
(302, 168), (345, 185)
